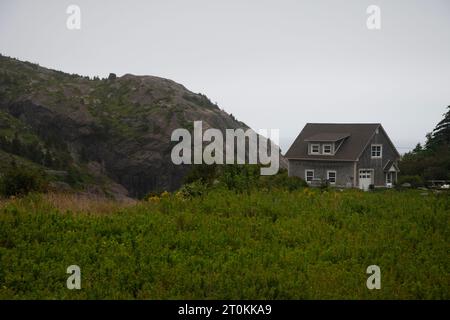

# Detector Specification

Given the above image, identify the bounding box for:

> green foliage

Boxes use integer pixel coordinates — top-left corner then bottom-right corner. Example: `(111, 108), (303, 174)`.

(425, 106), (450, 151)
(400, 106), (450, 182)
(397, 175), (424, 188)
(183, 164), (218, 185)
(182, 93), (218, 110)
(184, 165), (307, 193)
(218, 164), (260, 192)
(257, 169), (308, 191)
(0, 189), (448, 299)
(0, 134), (54, 168)
(65, 166), (93, 188)
(259, 170), (296, 190)
(176, 181), (207, 199)
(0, 166), (47, 196)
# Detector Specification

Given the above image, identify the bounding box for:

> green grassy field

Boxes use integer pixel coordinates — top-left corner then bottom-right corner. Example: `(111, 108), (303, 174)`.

(0, 189), (448, 299)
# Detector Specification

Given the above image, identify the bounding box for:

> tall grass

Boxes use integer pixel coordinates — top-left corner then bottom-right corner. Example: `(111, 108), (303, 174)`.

(0, 189), (448, 299)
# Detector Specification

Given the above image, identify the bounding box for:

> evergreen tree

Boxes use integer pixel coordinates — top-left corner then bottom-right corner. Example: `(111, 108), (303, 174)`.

(412, 143), (423, 154)
(425, 106), (450, 151)
(399, 106), (450, 182)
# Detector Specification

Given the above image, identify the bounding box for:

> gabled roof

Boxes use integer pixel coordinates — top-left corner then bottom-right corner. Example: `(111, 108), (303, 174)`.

(285, 123), (387, 161)
(304, 132), (350, 142)
(383, 160), (400, 172)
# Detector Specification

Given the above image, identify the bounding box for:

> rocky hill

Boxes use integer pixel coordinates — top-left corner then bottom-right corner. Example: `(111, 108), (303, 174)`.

(0, 55), (268, 198)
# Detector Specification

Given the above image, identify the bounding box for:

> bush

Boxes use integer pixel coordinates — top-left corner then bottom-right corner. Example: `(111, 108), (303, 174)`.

(258, 169), (307, 191)
(423, 166), (449, 181)
(218, 164), (260, 192)
(183, 164), (218, 185)
(397, 175), (424, 188)
(182, 165), (308, 194)
(176, 181), (207, 199)
(0, 167), (47, 196)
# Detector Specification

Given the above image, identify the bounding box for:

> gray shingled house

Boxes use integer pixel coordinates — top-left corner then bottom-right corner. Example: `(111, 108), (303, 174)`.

(285, 123), (401, 190)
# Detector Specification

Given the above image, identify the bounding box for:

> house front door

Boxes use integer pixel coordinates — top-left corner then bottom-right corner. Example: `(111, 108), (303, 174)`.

(359, 169), (373, 191)
(385, 165), (398, 187)
(386, 172), (394, 187)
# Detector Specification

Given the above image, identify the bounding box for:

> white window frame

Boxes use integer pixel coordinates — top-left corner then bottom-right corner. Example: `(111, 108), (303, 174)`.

(359, 169), (374, 179)
(322, 144), (333, 155)
(371, 144), (382, 158)
(310, 144), (320, 155)
(327, 170), (337, 184)
(305, 169), (314, 183)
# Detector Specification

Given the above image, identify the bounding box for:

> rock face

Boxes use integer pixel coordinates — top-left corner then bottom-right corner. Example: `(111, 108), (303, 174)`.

(0, 55), (283, 198)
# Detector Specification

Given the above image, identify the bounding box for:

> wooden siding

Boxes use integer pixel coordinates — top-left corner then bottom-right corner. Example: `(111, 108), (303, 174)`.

(356, 127), (400, 187)
(288, 159), (355, 187)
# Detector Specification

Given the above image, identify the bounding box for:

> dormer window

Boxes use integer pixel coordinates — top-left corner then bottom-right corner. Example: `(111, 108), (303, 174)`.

(305, 133), (350, 156)
(371, 144), (382, 158)
(311, 144), (320, 154)
(322, 144), (332, 155)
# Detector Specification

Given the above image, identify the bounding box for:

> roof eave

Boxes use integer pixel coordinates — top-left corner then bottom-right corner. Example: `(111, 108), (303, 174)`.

(286, 157), (356, 162)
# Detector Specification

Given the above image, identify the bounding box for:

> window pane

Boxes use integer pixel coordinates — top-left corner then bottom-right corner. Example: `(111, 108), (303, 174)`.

(328, 171), (336, 183)
(371, 145), (382, 157)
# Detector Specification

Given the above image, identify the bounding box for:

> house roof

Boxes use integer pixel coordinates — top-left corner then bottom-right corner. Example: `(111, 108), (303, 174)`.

(383, 160), (400, 172)
(285, 123), (389, 161)
(304, 132), (350, 142)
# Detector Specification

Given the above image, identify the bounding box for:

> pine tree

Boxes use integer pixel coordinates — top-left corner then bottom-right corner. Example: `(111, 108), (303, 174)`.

(412, 143), (423, 154)
(425, 106), (450, 151)
(400, 106), (450, 181)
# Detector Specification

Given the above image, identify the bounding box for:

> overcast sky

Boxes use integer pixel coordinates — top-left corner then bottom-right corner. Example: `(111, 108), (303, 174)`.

(0, 0), (449, 153)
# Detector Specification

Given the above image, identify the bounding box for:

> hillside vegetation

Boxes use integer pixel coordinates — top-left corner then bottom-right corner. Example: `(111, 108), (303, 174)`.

(0, 54), (251, 198)
(0, 188), (448, 299)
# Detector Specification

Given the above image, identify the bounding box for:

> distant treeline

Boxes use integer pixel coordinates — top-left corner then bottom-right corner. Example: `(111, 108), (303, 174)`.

(399, 106), (450, 186)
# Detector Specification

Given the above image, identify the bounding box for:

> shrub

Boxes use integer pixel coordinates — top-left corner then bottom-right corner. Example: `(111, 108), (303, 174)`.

(183, 164), (218, 185)
(176, 181), (207, 199)
(258, 169), (307, 191)
(423, 166), (449, 180)
(215, 164), (264, 193)
(0, 167), (47, 196)
(182, 165), (308, 194)
(397, 175), (424, 188)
